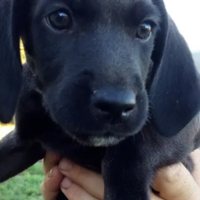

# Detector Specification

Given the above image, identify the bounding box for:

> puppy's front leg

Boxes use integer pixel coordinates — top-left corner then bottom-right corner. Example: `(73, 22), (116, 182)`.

(102, 137), (153, 200)
(0, 130), (45, 182)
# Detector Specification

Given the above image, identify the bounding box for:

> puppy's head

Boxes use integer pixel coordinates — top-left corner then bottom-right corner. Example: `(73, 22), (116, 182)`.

(1, 0), (199, 147)
(23, 0), (165, 146)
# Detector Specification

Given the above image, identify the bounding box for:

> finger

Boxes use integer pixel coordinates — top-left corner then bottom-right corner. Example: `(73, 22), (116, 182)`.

(150, 192), (164, 200)
(43, 152), (61, 174)
(190, 149), (200, 186)
(41, 166), (64, 200)
(60, 177), (163, 200)
(61, 177), (99, 200)
(59, 159), (104, 200)
(153, 163), (200, 200)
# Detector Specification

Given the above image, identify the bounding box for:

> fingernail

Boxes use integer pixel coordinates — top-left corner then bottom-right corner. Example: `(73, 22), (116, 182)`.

(48, 168), (53, 178)
(59, 159), (72, 171)
(61, 177), (72, 189)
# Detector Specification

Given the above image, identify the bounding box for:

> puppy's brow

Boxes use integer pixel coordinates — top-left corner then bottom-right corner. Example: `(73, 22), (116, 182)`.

(66, 0), (96, 9)
(63, 0), (98, 19)
(129, 1), (161, 24)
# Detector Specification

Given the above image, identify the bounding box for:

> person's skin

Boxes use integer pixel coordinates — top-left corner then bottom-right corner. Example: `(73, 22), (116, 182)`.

(41, 149), (200, 200)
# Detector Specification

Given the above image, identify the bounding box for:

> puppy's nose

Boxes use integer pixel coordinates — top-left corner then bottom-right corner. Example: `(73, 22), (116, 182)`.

(92, 88), (136, 124)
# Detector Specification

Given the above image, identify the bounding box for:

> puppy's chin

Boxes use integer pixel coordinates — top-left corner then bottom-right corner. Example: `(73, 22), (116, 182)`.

(88, 136), (125, 147)
(75, 136), (125, 147)
(64, 130), (126, 147)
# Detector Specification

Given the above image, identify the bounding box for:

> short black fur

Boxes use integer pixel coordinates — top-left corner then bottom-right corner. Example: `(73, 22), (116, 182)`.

(0, 0), (200, 200)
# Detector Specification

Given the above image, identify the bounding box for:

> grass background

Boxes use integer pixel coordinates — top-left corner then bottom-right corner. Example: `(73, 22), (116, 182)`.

(0, 43), (44, 200)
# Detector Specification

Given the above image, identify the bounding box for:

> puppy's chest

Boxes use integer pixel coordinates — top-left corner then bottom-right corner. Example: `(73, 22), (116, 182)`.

(40, 130), (105, 173)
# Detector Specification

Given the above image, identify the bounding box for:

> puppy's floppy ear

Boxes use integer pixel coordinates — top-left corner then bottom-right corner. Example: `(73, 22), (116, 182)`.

(149, 2), (200, 137)
(0, 0), (26, 123)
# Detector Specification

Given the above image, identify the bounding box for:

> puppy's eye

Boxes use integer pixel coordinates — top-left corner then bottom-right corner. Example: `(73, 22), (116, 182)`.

(47, 10), (72, 30)
(136, 23), (152, 40)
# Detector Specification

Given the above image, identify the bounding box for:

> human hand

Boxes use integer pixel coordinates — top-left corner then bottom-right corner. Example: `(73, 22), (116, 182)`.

(41, 149), (200, 200)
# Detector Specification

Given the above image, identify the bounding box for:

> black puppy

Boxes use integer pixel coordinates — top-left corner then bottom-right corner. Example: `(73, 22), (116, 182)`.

(0, 0), (200, 200)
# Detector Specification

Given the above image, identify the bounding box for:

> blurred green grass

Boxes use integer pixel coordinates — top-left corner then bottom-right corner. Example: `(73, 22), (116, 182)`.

(0, 163), (44, 200)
